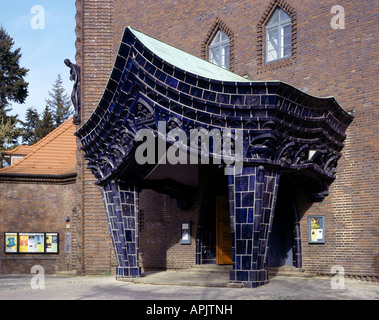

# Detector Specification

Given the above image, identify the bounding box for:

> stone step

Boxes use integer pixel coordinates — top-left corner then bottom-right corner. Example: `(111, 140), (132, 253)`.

(267, 266), (314, 278)
(189, 265), (313, 278)
(189, 264), (233, 274)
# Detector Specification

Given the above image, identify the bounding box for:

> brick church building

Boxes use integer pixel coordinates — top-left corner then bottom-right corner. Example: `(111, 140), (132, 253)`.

(1, 0), (377, 287)
(0, 119), (78, 274)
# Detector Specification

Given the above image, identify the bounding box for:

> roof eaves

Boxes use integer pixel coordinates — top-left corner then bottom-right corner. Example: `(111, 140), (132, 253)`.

(0, 172), (77, 184)
(0, 118), (76, 175)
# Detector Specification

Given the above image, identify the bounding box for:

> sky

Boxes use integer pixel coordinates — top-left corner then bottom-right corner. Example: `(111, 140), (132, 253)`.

(0, 0), (76, 121)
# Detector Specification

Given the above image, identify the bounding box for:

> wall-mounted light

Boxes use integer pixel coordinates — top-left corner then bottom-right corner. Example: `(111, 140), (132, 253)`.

(65, 216), (71, 229)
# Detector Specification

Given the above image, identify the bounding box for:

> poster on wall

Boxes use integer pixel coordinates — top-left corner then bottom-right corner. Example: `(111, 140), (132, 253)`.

(46, 233), (59, 253)
(308, 216), (325, 243)
(4, 232), (58, 254)
(19, 234), (29, 252)
(5, 233), (18, 253)
(19, 233), (45, 253)
(33, 234), (45, 253)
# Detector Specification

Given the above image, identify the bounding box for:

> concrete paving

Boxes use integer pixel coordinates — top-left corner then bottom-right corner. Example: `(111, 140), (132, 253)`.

(0, 270), (378, 300)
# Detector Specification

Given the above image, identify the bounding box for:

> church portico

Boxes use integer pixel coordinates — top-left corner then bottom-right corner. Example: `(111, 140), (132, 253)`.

(75, 27), (352, 288)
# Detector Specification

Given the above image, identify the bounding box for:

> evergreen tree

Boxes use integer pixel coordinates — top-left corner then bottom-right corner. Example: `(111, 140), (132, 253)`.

(19, 76), (74, 146)
(0, 116), (17, 148)
(35, 106), (54, 140)
(20, 107), (40, 145)
(46, 74), (72, 127)
(0, 115), (21, 167)
(0, 26), (29, 113)
(0, 26), (29, 151)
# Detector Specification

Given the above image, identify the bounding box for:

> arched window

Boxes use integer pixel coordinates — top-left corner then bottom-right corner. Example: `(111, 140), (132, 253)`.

(209, 30), (230, 70)
(266, 8), (291, 63)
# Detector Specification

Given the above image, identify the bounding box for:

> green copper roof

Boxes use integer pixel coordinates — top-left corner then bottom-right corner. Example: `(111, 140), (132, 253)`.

(129, 27), (249, 82)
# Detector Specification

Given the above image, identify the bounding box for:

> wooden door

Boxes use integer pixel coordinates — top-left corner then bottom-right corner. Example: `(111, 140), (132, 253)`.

(216, 195), (233, 265)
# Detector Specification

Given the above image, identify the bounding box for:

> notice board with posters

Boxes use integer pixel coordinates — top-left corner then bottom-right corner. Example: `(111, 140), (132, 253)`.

(308, 216), (325, 243)
(4, 232), (59, 254)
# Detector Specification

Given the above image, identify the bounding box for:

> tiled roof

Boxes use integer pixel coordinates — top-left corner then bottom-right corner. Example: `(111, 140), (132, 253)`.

(0, 118), (77, 177)
(2, 144), (36, 156)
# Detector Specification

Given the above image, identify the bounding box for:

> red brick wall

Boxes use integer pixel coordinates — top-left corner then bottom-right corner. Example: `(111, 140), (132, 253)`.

(75, 0), (116, 275)
(78, 0), (378, 277)
(139, 189), (200, 271)
(0, 181), (79, 274)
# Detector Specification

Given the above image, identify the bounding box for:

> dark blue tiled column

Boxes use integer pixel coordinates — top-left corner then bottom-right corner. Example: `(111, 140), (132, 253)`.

(228, 165), (280, 288)
(101, 180), (141, 279)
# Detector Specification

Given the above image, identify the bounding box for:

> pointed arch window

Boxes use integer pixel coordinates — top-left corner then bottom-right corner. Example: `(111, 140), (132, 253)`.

(209, 30), (230, 70)
(266, 8), (291, 63)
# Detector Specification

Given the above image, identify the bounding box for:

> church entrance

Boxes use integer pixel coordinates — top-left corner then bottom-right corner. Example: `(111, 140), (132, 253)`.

(75, 26), (352, 286)
(266, 176), (301, 268)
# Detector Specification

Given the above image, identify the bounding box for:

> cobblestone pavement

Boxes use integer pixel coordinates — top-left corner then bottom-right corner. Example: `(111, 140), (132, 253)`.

(0, 273), (378, 300)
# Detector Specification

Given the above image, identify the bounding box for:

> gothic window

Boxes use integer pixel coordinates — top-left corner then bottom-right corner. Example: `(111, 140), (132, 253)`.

(209, 30), (230, 70)
(266, 8), (291, 63)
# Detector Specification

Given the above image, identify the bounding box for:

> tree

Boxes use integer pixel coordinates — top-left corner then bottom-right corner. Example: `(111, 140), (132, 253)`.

(35, 106), (54, 140)
(0, 115), (22, 167)
(0, 26), (29, 112)
(0, 116), (16, 148)
(19, 76), (74, 145)
(0, 26), (29, 151)
(20, 107), (40, 145)
(46, 74), (72, 127)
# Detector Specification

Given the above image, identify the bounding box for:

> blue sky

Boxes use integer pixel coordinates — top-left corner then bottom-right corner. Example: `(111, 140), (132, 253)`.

(0, 0), (76, 121)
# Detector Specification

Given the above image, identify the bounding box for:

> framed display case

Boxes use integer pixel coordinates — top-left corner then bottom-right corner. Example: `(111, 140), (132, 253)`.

(4, 232), (59, 254)
(308, 216), (325, 244)
(180, 222), (192, 245)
